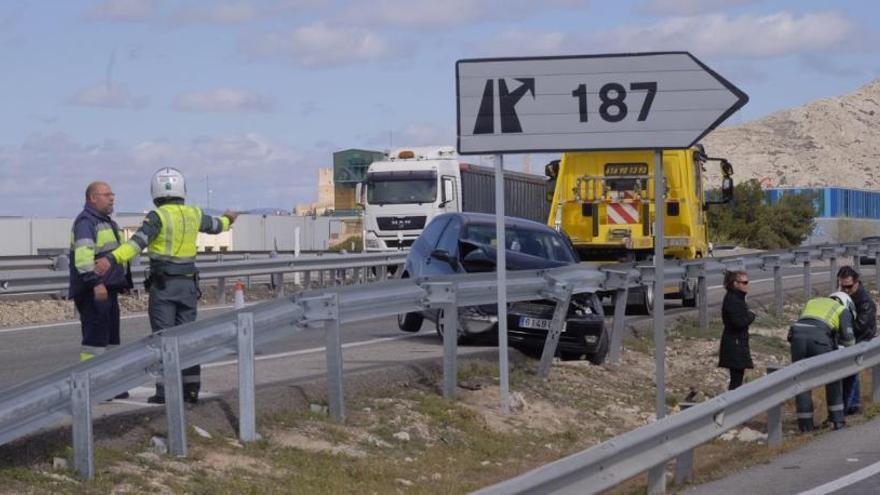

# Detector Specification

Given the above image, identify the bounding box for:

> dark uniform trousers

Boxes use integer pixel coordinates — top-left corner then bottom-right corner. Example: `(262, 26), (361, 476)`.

(75, 289), (121, 351)
(149, 276), (200, 400)
(790, 321), (845, 430)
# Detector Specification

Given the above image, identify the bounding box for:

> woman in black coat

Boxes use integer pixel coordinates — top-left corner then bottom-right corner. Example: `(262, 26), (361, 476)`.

(719, 270), (756, 390)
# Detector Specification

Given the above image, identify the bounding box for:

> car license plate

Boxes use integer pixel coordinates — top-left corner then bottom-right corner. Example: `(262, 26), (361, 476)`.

(518, 316), (554, 330)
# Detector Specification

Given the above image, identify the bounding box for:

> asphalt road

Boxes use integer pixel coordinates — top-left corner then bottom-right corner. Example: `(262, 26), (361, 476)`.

(684, 416), (880, 495)
(0, 264), (834, 392)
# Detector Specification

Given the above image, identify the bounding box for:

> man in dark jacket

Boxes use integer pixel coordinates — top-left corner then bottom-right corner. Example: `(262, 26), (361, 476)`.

(69, 182), (133, 388)
(719, 270), (755, 390)
(838, 266), (877, 415)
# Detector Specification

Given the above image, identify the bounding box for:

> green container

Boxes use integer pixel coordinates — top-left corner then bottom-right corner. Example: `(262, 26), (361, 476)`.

(333, 149), (385, 184)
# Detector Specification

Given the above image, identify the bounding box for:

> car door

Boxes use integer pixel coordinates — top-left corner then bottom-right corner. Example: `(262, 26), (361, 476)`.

(412, 215), (451, 276)
(424, 216), (463, 276)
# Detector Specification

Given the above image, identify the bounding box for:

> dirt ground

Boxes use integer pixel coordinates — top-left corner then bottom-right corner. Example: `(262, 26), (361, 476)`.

(1, 290), (876, 494)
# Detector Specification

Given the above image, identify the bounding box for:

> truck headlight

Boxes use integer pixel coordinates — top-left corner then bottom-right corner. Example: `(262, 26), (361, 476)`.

(366, 238), (380, 249)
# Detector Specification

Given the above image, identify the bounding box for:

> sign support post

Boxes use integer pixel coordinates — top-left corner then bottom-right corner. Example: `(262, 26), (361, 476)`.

(647, 148), (667, 494)
(495, 153), (510, 413)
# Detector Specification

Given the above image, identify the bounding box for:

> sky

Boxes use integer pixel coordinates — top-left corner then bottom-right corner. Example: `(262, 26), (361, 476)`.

(1, 0), (878, 217)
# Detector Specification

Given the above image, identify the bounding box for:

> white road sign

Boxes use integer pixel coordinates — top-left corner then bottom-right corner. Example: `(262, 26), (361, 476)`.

(456, 51), (748, 155)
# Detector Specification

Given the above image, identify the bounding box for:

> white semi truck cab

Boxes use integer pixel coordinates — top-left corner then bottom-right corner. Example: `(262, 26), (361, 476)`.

(359, 146), (549, 252)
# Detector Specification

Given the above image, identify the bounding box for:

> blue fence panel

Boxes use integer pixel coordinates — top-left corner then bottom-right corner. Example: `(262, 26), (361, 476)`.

(765, 187), (880, 219)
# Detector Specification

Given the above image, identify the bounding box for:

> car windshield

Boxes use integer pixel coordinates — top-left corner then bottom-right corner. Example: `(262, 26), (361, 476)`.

(462, 223), (576, 263)
(367, 170), (437, 205)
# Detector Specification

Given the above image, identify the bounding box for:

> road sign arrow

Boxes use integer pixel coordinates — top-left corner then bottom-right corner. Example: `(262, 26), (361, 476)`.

(499, 78), (535, 133)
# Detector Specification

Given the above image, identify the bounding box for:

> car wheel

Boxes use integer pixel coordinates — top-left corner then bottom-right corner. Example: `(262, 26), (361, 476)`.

(398, 312), (423, 332)
(587, 329), (610, 365)
(435, 308), (470, 344)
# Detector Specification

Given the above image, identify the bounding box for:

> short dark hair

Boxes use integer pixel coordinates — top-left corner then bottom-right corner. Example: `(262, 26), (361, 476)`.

(724, 270), (747, 291)
(837, 265), (860, 281)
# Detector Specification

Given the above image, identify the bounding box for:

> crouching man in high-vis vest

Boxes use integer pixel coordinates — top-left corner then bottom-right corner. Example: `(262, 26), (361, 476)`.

(96, 167), (239, 404)
(789, 291), (856, 432)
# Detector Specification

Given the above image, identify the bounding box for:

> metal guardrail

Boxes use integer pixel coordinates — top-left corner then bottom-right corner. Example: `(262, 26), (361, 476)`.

(0, 252), (408, 296)
(0, 240), (879, 482)
(474, 339), (880, 495)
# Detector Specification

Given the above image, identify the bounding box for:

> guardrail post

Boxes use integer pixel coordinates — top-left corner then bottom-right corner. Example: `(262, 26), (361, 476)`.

(648, 463), (667, 495)
(237, 312), (258, 442)
(538, 284), (573, 379)
(71, 371), (94, 480)
(773, 265), (784, 317)
(854, 251), (861, 272)
(275, 273), (285, 297)
(766, 363), (783, 447)
(323, 293), (345, 421)
(673, 401), (696, 485)
(873, 365), (880, 404)
(803, 260), (812, 298)
(609, 287), (629, 364)
(243, 253), (252, 289)
(425, 282), (458, 398)
(698, 274), (708, 332)
(829, 255), (837, 292)
(874, 248), (880, 292)
(161, 336), (188, 457)
(319, 269), (326, 287)
(217, 276), (226, 304)
(304, 269), (312, 289)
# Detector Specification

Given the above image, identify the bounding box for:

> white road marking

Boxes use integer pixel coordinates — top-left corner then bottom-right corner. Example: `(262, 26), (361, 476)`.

(203, 333), (425, 369)
(797, 459), (880, 495)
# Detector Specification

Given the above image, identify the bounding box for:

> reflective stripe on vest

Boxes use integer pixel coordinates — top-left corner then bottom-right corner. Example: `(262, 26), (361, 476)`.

(148, 204), (202, 262)
(800, 297), (845, 331)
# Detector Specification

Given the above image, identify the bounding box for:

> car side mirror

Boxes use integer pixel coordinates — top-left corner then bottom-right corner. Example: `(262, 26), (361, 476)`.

(430, 249), (452, 262)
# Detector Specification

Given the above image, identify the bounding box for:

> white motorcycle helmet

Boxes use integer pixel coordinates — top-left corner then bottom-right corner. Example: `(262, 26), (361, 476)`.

(151, 167), (186, 201)
(829, 291), (857, 319)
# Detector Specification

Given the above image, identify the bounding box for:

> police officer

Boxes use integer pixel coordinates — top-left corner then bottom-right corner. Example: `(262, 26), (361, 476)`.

(69, 182), (133, 372)
(789, 292), (856, 432)
(837, 265), (877, 415)
(96, 168), (238, 404)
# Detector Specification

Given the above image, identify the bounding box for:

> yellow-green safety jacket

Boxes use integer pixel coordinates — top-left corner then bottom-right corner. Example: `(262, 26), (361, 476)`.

(799, 297), (856, 346)
(69, 204), (132, 297)
(109, 199), (231, 276)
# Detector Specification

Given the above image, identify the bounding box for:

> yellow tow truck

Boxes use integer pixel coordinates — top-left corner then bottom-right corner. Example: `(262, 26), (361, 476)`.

(545, 145), (733, 312)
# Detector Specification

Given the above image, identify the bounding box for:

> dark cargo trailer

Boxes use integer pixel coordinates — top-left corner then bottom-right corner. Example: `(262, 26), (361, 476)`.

(459, 163), (549, 224)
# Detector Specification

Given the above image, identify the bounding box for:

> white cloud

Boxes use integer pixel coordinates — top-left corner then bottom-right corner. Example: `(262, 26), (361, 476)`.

(169, 2), (261, 25)
(168, 0), (327, 25)
(365, 123), (454, 148)
(0, 132), (318, 216)
(633, 0), (759, 16)
(242, 22), (395, 68)
(476, 11), (858, 59)
(599, 11), (855, 57)
(173, 88), (276, 113)
(87, 0), (156, 22)
(342, 0), (587, 29)
(68, 82), (149, 109)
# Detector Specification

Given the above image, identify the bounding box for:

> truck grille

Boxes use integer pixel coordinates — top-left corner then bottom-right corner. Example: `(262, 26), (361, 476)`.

(384, 238), (415, 248)
(377, 216), (427, 231)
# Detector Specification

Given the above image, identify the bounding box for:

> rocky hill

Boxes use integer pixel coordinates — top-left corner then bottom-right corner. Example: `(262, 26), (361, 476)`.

(701, 79), (880, 190)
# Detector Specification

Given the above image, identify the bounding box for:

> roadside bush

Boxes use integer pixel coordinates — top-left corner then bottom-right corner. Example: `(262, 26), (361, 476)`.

(707, 179), (817, 249)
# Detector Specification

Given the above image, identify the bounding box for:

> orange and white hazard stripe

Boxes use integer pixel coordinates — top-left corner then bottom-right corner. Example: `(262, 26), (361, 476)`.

(607, 202), (640, 224)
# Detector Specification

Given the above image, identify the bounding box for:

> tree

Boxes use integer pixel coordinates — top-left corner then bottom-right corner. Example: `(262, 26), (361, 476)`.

(707, 179), (817, 249)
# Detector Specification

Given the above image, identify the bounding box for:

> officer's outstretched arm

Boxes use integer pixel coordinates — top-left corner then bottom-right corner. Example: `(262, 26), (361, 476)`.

(109, 212), (163, 265)
(200, 210), (233, 234)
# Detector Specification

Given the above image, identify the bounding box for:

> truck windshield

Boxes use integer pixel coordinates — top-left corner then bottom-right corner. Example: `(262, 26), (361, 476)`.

(367, 170), (437, 205)
(462, 224), (576, 263)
